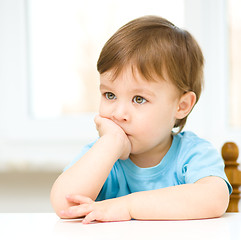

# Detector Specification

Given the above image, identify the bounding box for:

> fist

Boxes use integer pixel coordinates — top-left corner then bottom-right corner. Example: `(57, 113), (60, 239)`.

(94, 115), (131, 160)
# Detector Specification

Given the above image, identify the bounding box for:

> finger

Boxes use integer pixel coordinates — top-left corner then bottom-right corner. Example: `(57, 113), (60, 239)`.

(66, 194), (93, 204)
(62, 204), (93, 218)
(94, 115), (101, 125)
(82, 211), (97, 224)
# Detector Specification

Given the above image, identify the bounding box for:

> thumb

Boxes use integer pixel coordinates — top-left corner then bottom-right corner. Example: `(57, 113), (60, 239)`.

(94, 115), (101, 126)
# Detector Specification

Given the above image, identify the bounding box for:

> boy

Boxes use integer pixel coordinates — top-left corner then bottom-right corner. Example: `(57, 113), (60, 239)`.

(50, 16), (232, 224)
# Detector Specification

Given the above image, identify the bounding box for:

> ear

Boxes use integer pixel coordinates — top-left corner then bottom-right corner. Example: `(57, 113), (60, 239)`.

(175, 91), (196, 120)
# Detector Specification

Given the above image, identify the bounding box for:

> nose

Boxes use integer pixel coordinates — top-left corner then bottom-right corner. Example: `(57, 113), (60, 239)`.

(111, 102), (130, 122)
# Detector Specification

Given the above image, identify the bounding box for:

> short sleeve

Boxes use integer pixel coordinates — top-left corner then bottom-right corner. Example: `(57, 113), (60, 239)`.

(177, 136), (232, 194)
(63, 140), (126, 201)
(96, 160), (131, 201)
(96, 163), (120, 201)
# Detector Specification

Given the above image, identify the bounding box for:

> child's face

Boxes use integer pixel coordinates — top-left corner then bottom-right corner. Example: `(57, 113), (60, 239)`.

(99, 66), (181, 157)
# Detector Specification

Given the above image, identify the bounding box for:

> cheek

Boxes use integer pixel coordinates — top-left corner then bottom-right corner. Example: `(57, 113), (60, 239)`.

(99, 101), (111, 118)
(134, 115), (156, 135)
(135, 111), (172, 135)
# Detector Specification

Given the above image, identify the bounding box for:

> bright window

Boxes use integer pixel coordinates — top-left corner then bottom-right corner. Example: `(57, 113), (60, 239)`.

(28, 0), (185, 118)
(1, 0), (239, 171)
(228, 0), (241, 127)
(0, 0), (186, 171)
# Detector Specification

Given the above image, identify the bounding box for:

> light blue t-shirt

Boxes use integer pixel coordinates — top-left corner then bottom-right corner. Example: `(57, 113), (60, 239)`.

(65, 131), (232, 201)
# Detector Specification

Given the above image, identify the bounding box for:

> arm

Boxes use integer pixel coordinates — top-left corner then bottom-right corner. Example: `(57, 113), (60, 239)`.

(61, 176), (229, 223)
(128, 176), (229, 220)
(50, 116), (131, 217)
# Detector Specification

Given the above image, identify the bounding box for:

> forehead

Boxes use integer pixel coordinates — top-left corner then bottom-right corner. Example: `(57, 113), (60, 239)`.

(100, 68), (151, 93)
(100, 64), (162, 85)
(99, 65), (180, 98)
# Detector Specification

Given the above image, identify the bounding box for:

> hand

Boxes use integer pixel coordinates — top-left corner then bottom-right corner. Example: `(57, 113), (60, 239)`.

(94, 115), (131, 160)
(60, 194), (132, 224)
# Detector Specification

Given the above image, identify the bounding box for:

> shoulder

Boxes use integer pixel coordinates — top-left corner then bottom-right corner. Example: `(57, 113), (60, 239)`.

(175, 131), (208, 144)
(174, 131), (213, 155)
(174, 131), (221, 162)
(174, 131), (226, 181)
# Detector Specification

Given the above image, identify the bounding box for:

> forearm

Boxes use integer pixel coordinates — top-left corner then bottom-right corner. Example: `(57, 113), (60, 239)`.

(50, 135), (122, 216)
(128, 177), (229, 220)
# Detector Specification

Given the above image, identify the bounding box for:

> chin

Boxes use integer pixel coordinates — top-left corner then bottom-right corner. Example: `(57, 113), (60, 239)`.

(130, 148), (144, 156)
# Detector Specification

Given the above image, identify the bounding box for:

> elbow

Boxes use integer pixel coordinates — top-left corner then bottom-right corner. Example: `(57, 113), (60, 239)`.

(196, 192), (229, 219)
(50, 181), (68, 218)
(50, 186), (62, 218)
(50, 191), (69, 219)
(196, 177), (230, 219)
(208, 186), (230, 218)
(212, 194), (230, 218)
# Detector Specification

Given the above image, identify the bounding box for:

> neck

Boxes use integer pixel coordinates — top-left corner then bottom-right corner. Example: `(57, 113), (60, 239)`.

(129, 136), (173, 168)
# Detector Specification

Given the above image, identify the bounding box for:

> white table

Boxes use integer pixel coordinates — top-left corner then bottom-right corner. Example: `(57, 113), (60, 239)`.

(0, 213), (240, 240)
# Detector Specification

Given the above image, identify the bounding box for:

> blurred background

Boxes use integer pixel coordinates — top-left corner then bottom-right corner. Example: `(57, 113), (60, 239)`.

(0, 0), (240, 212)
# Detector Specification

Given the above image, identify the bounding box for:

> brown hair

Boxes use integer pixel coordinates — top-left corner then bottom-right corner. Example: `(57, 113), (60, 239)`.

(97, 16), (204, 133)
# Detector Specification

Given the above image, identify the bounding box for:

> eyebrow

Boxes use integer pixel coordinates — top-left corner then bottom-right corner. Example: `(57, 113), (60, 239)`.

(131, 88), (156, 97)
(100, 84), (155, 97)
(99, 84), (111, 90)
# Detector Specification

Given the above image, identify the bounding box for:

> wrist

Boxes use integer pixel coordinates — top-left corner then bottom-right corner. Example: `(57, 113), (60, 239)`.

(122, 194), (133, 220)
(107, 133), (131, 160)
(98, 134), (128, 160)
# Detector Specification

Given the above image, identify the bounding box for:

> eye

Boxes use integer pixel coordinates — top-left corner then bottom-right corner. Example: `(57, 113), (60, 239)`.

(133, 96), (147, 104)
(105, 92), (116, 100)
